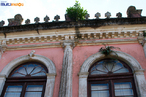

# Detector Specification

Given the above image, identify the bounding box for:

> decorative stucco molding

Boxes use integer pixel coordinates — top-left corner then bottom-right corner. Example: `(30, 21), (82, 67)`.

(137, 31), (144, 45)
(61, 40), (77, 49)
(79, 51), (146, 97)
(3, 29), (142, 45)
(59, 42), (74, 97)
(5, 38), (138, 50)
(28, 50), (35, 58)
(0, 54), (56, 97)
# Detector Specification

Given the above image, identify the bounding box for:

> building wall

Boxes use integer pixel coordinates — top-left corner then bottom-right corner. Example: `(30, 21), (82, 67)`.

(1, 42), (145, 97)
(72, 43), (146, 97)
(0, 23), (146, 97)
(0, 47), (64, 97)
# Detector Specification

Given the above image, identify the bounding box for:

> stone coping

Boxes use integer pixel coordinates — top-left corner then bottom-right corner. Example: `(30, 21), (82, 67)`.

(0, 17), (146, 33)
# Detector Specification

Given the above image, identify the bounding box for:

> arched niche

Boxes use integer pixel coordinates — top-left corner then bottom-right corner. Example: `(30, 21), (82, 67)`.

(78, 51), (146, 97)
(0, 54), (56, 97)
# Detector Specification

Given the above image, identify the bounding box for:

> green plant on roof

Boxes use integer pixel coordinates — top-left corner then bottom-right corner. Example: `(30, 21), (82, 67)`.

(99, 44), (120, 57)
(66, 0), (88, 21)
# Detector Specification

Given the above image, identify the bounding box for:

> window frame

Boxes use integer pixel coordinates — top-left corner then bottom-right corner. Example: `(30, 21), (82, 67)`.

(1, 62), (47, 97)
(8, 62), (48, 77)
(87, 59), (138, 97)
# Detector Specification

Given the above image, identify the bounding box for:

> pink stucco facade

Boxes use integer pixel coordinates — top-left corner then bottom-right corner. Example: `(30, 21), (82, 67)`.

(0, 42), (145, 97)
(72, 43), (146, 97)
(0, 47), (64, 97)
(1, 11), (146, 97)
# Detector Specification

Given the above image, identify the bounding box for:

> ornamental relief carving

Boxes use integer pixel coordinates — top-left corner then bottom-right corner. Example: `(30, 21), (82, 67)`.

(3, 30), (140, 45)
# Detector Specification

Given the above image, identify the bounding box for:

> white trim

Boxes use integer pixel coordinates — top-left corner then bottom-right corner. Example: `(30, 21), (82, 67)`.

(79, 51), (146, 97)
(0, 54), (56, 97)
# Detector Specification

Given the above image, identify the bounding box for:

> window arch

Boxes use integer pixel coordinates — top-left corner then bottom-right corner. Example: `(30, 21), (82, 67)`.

(89, 59), (131, 75)
(1, 62), (48, 97)
(88, 59), (137, 97)
(9, 62), (48, 77)
(78, 51), (146, 97)
(0, 54), (56, 97)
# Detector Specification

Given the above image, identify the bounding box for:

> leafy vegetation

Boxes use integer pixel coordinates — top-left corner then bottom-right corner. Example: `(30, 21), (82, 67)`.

(66, 0), (88, 21)
(99, 44), (120, 56)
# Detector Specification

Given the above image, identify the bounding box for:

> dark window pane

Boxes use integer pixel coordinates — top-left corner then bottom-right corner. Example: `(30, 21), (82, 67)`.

(91, 84), (109, 97)
(91, 84), (109, 90)
(114, 82), (133, 96)
(26, 85), (43, 91)
(91, 91), (109, 97)
(90, 60), (129, 75)
(24, 85), (43, 97)
(11, 63), (47, 77)
(25, 92), (42, 97)
(4, 86), (22, 97)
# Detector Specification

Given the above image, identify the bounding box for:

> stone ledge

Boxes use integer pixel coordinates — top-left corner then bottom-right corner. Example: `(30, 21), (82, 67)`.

(5, 38), (137, 50)
(1, 17), (146, 33)
(3, 30), (140, 45)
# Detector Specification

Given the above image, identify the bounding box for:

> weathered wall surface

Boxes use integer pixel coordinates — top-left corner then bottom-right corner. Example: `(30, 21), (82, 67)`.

(72, 43), (146, 97)
(0, 47), (64, 97)
(0, 42), (146, 97)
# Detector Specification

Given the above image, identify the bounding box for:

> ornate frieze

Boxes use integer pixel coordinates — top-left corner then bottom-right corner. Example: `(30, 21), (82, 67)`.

(0, 29), (143, 50)
(4, 30), (140, 45)
(137, 31), (144, 45)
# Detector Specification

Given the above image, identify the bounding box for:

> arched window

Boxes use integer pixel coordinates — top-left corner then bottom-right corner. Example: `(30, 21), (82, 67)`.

(88, 59), (137, 97)
(1, 62), (48, 97)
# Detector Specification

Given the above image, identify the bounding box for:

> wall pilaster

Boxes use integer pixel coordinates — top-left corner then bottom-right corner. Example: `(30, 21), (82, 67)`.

(59, 41), (75, 97)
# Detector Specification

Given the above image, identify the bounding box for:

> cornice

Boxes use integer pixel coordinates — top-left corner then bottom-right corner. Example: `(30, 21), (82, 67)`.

(2, 29), (141, 45)
(0, 28), (145, 50)
(1, 17), (146, 33)
(6, 38), (138, 50)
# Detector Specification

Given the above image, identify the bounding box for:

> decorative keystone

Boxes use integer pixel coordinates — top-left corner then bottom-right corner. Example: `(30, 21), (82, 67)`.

(85, 14), (90, 20)
(116, 12), (122, 18)
(44, 15), (50, 23)
(25, 19), (30, 24)
(28, 50), (35, 58)
(54, 15), (60, 22)
(34, 17), (40, 24)
(105, 11), (111, 19)
(0, 20), (5, 27)
(95, 12), (101, 19)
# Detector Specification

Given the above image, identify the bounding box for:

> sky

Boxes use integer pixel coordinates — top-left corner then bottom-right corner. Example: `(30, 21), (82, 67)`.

(0, 0), (146, 26)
